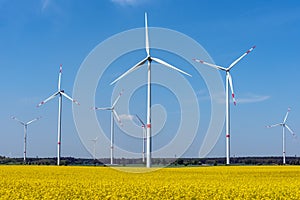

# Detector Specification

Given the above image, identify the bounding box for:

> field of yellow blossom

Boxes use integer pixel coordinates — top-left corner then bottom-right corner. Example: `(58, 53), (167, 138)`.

(0, 165), (300, 199)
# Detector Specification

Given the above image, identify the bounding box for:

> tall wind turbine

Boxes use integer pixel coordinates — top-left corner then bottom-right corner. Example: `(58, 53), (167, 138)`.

(267, 108), (296, 164)
(37, 64), (79, 166)
(90, 136), (98, 160)
(136, 114), (146, 163)
(93, 90), (123, 165)
(194, 46), (255, 165)
(111, 13), (191, 168)
(11, 116), (41, 164)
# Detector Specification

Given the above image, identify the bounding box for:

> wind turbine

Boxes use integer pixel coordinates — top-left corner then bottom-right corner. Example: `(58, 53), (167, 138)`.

(267, 108), (296, 164)
(37, 64), (79, 166)
(11, 116), (41, 164)
(111, 12), (191, 168)
(136, 114), (146, 163)
(90, 136), (98, 160)
(194, 46), (255, 165)
(93, 90), (123, 165)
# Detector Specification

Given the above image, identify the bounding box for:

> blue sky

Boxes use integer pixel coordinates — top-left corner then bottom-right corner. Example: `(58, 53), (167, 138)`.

(1, 0), (300, 159)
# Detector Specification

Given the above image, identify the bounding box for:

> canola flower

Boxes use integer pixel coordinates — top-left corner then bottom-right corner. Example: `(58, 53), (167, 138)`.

(0, 165), (300, 199)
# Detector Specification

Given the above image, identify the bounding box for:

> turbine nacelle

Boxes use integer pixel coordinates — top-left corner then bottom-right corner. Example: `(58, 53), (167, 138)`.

(11, 116), (41, 126)
(194, 46), (255, 106)
(267, 108), (296, 137)
(110, 13), (191, 86)
(37, 65), (80, 107)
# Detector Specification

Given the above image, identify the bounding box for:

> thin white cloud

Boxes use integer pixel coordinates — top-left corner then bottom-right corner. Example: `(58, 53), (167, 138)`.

(237, 94), (271, 104)
(199, 92), (270, 104)
(41, 0), (61, 14)
(119, 114), (135, 121)
(111, 0), (147, 6)
(41, 0), (50, 11)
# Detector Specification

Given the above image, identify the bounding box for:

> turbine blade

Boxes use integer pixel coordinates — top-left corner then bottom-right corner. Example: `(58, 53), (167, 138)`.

(152, 57), (192, 77)
(112, 109), (122, 125)
(26, 117), (41, 125)
(11, 116), (25, 125)
(58, 64), (62, 91)
(193, 59), (227, 71)
(283, 107), (291, 123)
(61, 92), (80, 105)
(135, 114), (145, 127)
(94, 107), (111, 111)
(110, 57), (148, 85)
(37, 92), (59, 107)
(227, 72), (236, 105)
(145, 12), (150, 56)
(285, 125), (295, 137)
(266, 123), (281, 128)
(112, 90), (124, 108)
(227, 45), (256, 70)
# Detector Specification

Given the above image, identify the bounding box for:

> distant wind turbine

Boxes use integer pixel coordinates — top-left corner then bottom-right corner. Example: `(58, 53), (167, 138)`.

(90, 136), (99, 160)
(267, 107), (296, 164)
(37, 64), (79, 166)
(136, 114), (146, 163)
(93, 90), (123, 165)
(11, 116), (41, 164)
(194, 46), (255, 165)
(111, 12), (191, 168)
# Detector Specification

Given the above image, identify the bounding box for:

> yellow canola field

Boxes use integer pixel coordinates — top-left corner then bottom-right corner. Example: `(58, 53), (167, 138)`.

(0, 165), (300, 199)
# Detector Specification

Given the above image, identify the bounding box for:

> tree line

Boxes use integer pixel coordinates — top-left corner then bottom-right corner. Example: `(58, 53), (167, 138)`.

(1, 156), (300, 166)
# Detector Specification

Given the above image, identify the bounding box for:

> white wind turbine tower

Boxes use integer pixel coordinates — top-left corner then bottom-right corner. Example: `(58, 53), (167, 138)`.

(194, 46), (255, 165)
(93, 90), (123, 165)
(136, 114), (146, 163)
(11, 116), (41, 164)
(111, 12), (191, 168)
(90, 136), (98, 160)
(37, 64), (79, 166)
(267, 107), (296, 164)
